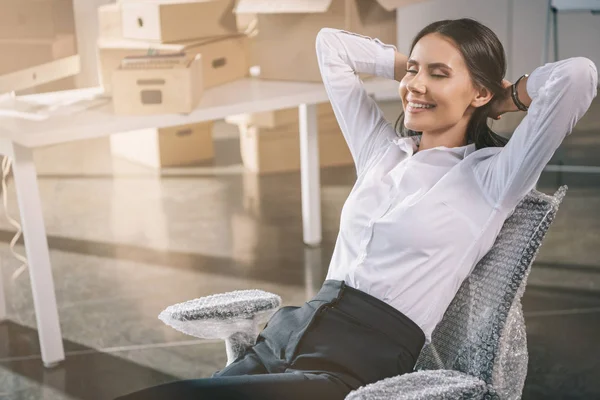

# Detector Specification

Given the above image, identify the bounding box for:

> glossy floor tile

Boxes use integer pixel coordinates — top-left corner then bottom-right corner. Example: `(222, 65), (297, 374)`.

(1, 101), (600, 399)
(522, 289), (600, 399)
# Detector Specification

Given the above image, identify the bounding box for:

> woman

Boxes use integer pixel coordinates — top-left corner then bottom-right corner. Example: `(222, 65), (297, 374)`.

(118, 18), (597, 400)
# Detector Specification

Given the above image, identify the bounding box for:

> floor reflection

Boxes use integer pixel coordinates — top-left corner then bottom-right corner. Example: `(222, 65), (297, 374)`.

(0, 321), (179, 400)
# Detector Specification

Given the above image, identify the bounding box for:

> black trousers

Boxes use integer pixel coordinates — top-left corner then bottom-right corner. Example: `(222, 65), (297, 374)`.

(116, 280), (425, 400)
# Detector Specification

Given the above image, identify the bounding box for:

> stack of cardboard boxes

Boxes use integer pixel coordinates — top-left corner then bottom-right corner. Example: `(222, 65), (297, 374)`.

(100, 0), (250, 168)
(226, 0), (410, 174)
(0, 0), (77, 92)
(98, 0), (249, 114)
(235, 0), (400, 82)
(103, 0), (417, 171)
(226, 103), (354, 174)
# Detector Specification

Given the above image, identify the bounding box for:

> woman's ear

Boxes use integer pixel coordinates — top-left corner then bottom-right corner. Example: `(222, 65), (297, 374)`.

(471, 85), (494, 109)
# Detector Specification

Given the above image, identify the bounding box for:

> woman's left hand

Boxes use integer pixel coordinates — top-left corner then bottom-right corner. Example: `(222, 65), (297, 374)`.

(488, 79), (514, 120)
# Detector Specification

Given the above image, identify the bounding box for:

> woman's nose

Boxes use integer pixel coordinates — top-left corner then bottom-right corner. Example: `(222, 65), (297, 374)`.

(407, 74), (426, 93)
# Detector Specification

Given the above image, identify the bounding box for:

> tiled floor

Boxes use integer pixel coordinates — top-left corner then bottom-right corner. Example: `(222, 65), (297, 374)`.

(1, 99), (599, 399)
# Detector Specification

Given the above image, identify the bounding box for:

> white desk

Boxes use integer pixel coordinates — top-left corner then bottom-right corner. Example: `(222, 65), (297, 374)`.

(0, 77), (399, 367)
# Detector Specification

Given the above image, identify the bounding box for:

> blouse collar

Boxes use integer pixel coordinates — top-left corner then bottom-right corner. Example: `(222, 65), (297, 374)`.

(400, 134), (477, 160)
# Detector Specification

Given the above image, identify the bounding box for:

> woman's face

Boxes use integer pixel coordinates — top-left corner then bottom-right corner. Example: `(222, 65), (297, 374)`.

(399, 33), (487, 135)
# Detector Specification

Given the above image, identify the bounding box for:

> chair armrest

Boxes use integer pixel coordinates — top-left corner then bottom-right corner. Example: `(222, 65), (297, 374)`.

(345, 370), (487, 400)
(158, 289), (282, 340)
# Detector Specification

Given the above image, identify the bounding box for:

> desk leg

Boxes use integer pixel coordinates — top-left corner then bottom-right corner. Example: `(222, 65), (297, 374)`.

(298, 104), (322, 246)
(0, 143), (8, 322)
(0, 256), (6, 321)
(10, 143), (64, 367)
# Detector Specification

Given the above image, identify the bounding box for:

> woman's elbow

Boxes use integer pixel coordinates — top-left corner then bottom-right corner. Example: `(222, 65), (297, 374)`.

(566, 57), (598, 98)
(315, 28), (337, 52)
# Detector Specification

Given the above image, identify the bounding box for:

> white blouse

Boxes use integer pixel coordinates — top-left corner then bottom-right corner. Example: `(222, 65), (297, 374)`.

(316, 28), (598, 341)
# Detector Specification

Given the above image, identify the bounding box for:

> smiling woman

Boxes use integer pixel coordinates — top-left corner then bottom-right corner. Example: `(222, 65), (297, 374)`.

(394, 18), (511, 153)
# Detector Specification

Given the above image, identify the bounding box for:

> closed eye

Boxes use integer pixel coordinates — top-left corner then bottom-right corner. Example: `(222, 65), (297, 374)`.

(405, 69), (446, 78)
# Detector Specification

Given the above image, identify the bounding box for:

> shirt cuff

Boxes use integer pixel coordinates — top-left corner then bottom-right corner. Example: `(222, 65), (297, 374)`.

(337, 29), (397, 80)
(375, 41), (397, 81)
(525, 62), (553, 100)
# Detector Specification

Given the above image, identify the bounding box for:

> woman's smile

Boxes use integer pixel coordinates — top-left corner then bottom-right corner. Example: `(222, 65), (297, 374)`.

(406, 102), (437, 113)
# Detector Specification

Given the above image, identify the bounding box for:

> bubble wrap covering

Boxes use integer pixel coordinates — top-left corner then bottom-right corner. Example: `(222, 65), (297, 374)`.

(346, 370), (487, 400)
(159, 290), (281, 365)
(412, 186), (567, 400)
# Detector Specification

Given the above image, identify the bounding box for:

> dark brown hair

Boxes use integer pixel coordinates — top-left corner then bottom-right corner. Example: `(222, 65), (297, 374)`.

(395, 18), (509, 149)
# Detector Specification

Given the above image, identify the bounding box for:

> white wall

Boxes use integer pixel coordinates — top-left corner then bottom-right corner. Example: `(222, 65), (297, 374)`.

(396, 0), (600, 82)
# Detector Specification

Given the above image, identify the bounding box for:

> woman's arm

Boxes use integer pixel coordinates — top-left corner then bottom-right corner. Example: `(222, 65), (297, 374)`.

(395, 51), (409, 82)
(474, 57), (598, 210)
(316, 28), (407, 175)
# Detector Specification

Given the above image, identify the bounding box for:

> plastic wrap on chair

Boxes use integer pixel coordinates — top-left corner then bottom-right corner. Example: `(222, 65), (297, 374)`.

(158, 290), (282, 340)
(414, 186), (566, 398)
(491, 299), (528, 400)
(345, 370), (487, 400)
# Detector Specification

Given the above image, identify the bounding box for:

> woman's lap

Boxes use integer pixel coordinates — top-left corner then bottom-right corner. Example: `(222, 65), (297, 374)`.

(115, 281), (423, 399)
(115, 373), (349, 400)
(115, 349), (352, 400)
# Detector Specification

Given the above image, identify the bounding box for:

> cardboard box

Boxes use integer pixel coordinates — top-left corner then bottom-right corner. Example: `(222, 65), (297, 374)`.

(238, 114), (353, 174)
(111, 54), (203, 115)
(226, 102), (334, 128)
(110, 121), (215, 168)
(120, 0), (238, 43)
(0, 34), (76, 75)
(235, 0), (410, 82)
(0, 0), (74, 39)
(98, 34), (249, 94)
(98, 3), (123, 40)
(31, 76), (77, 94)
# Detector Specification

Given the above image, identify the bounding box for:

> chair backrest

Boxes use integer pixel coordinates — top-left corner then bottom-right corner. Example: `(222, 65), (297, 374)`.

(415, 186), (567, 399)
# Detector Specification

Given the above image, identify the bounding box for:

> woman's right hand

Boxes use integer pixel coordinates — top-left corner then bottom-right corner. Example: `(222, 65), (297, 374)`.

(488, 79), (515, 120)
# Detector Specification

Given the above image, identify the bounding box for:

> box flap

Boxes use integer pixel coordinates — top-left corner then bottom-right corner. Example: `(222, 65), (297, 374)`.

(119, 53), (190, 70)
(98, 34), (244, 51)
(374, 0), (430, 11)
(235, 0), (333, 14)
(98, 38), (184, 51)
(179, 33), (246, 50)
